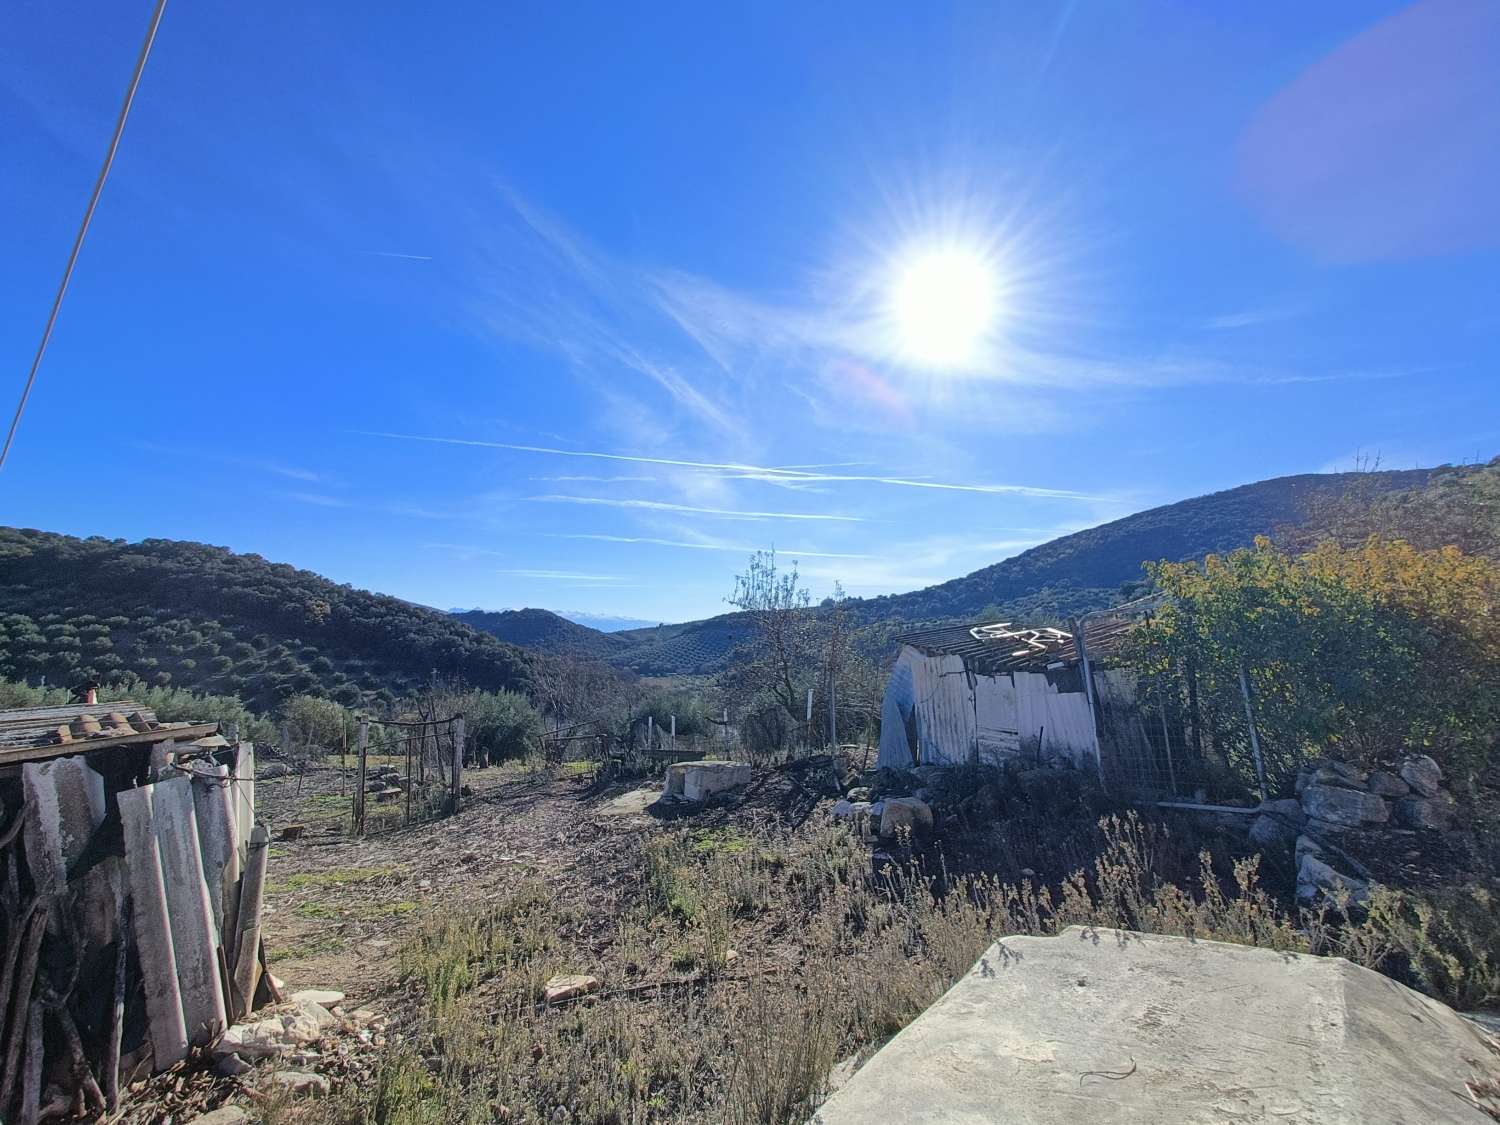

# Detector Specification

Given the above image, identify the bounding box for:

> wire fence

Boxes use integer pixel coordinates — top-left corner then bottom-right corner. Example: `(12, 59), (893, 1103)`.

(353, 714), (464, 835)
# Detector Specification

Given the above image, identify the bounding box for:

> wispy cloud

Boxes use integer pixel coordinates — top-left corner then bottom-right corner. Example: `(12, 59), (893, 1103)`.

(1202, 304), (1303, 331)
(285, 491), (350, 509)
(527, 495), (868, 522)
(284, 492), (451, 520)
(530, 474), (658, 483)
(495, 568), (628, 582)
(539, 532), (875, 559)
(356, 430), (1107, 501)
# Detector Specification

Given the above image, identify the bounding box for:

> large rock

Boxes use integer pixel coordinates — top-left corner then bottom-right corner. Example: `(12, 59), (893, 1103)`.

(1249, 814), (1296, 850)
(1297, 852), (1370, 906)
(1296, 758), (1368, 793)
(290, 989), (345, 1009)
(1394, 793), (1457, 831)
(1257, 797), (1305, 826)
(815, 927), (1499, 1124)
(830, 800), (872, 822)
(1301, 784), (1389, 829)
(1399, 755), (1443, 798)
(543, 975), (600, 1004)
(1367, 771), (1411, 798)
(272, 1070), (330, 1096)
(662, 761), (752, 803)
(879, 797), (934, 838)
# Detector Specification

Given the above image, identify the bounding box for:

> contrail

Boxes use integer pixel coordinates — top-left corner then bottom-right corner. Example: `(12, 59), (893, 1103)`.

(528, 495), (867, 522)
(355, 430), (1104, 500)
(362, 251), (434, 261)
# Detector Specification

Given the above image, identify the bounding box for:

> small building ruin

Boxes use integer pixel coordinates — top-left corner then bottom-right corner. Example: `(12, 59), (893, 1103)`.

(876, 616), (1181, 792)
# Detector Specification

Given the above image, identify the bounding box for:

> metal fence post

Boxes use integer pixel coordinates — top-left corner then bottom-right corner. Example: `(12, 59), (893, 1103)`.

(355, 718), (368, 835)
(452, 714), (465, 813)
(1238, 664), (1269, 802)
(1070, 617), (1108, 791)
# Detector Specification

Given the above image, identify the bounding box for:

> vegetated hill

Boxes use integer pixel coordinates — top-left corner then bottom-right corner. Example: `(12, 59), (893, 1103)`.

(0, 528), (535, 712)
(853, 467), (1435, 624)
(607, 613), (759, 676)
(598, 466), (1438, 675)
(450, 607), (629, 661)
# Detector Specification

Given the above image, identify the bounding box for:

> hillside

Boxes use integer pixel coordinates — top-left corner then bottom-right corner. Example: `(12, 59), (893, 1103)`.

(594, 466), (1437, 674)
(451, 607), (629, 661)
(0, 528), (535, 711)
(854, 467), (1434, 624)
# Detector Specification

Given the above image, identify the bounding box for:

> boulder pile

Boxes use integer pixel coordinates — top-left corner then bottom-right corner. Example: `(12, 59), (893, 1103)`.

(1284, 753), (1458, 904)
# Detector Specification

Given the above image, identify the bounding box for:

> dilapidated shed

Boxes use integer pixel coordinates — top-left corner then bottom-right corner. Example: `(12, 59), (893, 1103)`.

(877, 617), (1148, 777)
(0, 701), (271, 1120)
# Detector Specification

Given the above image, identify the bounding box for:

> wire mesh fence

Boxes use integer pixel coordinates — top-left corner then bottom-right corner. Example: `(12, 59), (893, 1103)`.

(353, 714), (464, 835)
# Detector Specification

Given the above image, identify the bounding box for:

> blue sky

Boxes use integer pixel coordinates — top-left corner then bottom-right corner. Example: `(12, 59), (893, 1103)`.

(3, 1), (1497, 623)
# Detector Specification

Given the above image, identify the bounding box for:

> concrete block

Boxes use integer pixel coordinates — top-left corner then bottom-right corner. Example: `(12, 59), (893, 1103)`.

(663, 760), (751, 802)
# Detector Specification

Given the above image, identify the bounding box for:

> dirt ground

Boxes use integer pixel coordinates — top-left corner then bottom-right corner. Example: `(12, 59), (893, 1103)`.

(112, 755), (843, 1122)
(260, 764), (642, 1002)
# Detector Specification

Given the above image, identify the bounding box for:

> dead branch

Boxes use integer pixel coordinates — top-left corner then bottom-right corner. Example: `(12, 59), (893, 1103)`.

(0, 804), (25, 851)
(54, 1005), (106, 1117)
(105, 898), (131, 1111)
(0, 902), (49, 1113)
(19, 1002), (42, 1125)
(0, 898), (42, 1078)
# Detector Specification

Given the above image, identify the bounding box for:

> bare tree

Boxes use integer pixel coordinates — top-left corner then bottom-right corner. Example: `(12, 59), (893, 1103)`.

(725, 549), (818, 724)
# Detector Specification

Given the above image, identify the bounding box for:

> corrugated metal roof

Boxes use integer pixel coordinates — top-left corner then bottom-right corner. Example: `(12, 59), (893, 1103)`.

(897, 615), (1139, 675)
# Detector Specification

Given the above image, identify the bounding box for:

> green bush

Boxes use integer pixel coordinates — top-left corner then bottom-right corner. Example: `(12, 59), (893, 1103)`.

(457, 689), (544, 765)
(1133, 536), (1500, 793)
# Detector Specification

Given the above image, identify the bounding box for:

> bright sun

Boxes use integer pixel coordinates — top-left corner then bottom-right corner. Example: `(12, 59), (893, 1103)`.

(891, 248), (997, 368)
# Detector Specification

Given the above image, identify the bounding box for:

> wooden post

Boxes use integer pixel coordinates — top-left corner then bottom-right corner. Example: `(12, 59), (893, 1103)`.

(1238, 664), (1270, 802)
(1070, 618), (1108, 790)
(452, 715), (465, 812)
(355, 719), (369, 835)
(231, 825), (270, 1018)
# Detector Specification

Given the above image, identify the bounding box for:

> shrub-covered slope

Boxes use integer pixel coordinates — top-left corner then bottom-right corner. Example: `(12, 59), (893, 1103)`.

(0, 528), (535, 711)
(450, 607), (629, 661)
(854, 467), (1433, 624)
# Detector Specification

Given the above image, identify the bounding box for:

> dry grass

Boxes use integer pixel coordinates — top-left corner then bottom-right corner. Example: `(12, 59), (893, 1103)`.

(302, 811), (1433, 1125)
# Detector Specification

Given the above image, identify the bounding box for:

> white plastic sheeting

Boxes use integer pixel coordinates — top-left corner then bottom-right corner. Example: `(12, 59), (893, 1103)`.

(877, 645), (1108, 770)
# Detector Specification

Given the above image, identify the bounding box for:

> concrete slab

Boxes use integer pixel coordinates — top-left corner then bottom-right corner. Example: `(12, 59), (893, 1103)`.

(814, 926), (1499, 1124)
(597, 788), (658, 818)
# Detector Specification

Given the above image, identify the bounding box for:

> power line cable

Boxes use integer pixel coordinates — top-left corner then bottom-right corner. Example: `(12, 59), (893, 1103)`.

(0, 0), (168, 471)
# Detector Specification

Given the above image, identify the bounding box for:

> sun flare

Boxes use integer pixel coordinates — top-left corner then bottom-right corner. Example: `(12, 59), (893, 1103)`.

(891, 247), (997, 368)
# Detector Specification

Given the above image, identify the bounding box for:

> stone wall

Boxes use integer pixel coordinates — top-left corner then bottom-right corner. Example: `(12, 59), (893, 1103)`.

(1270, 753), (1457, 903)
